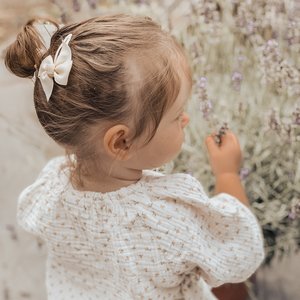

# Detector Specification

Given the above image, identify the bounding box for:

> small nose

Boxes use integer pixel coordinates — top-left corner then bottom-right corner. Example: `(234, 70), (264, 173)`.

(181, 112), (190, 128)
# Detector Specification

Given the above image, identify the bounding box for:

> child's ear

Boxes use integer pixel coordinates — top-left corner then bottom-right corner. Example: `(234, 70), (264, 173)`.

(103, 124), (133, 160)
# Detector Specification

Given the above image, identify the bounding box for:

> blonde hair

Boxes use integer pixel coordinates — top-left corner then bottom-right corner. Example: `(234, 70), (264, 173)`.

(5, 14), (191, 183)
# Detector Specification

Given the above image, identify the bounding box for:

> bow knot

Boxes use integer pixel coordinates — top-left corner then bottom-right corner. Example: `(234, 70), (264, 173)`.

(38, 34), (73, 101)
(43, 62), (55, 77)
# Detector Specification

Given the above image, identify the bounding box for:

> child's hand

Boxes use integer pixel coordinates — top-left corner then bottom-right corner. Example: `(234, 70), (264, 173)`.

(205, 130), (242, 177)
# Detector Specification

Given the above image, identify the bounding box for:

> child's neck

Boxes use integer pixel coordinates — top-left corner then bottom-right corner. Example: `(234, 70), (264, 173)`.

(72, 164), (143, 194)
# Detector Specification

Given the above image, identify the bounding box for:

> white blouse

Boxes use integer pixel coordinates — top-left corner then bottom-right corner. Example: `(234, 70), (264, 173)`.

(18, 156), (264, 300)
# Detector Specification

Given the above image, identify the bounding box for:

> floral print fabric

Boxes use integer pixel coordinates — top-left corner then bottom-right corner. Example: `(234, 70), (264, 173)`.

(18, 157), (264, 299)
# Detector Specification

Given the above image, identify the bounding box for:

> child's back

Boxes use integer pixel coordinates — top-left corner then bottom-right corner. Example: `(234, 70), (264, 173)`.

(6, 15), (264, 300)
(18, 156), (263, 300)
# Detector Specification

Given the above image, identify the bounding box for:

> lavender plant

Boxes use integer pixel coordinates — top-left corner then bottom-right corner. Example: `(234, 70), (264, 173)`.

(175, 0), (300, 265)
(50, 0), (300, 265)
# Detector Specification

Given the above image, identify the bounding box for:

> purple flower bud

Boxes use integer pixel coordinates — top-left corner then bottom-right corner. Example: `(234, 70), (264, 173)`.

(288, 201), (300, 220)
(267, 39), (278, 47)
(240, 168), (250, 180)
(197, 77), (208, 89)
(268, 110), (281, 133)
(292, 108), (300, 125)
(232, 71), (243, 82)
(72, 0), (81, 12)
(86, 0), (97, 9)
(288, 211), (296, 220)
(231, 71), (243, 91)
(200, 99), (213, 119)
(247, 21), (254, 34)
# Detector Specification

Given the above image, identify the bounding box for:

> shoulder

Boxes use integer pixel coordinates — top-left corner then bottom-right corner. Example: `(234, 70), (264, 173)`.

(137, 171), (265, 286)
(19, 156), (67, 194)
(143, 170), (206, 195)
(140, 170), (208, 209)
(17, 156), (69, 236)
(37, 156), (68, 178)
(18, 156), (68, 201)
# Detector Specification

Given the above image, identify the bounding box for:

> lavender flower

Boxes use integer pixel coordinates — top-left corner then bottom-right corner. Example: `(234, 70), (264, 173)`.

(260, 38), (299, 95)
(246, 21), (254, 34)
(197, 76), (207, 89)
(288, 211), (296, 220)
(86, 0), (97, 9)
(72, 0), (81, 12)
(292, 108), (300, 125)
(286, 19), (300, 46)
(196, 77), (208, 103)
(240, 168), (250, 180)
(196, 77), (213, 119)
(231, 71), (243, 92)
(268, 110), (281, 134)
(264, 39), (281, 64)
(200, 99), (213, 119)
(288, 201), (300, 220)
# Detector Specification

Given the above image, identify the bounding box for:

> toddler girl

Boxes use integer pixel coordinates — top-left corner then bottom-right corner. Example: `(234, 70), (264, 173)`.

(5, 14), (264, 300)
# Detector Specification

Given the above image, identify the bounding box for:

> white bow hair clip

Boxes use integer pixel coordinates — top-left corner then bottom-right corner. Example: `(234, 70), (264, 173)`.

(38, 34), (73, 101)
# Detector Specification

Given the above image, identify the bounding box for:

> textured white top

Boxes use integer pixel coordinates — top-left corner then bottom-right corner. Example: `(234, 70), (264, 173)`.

(18, 156), (264, 300)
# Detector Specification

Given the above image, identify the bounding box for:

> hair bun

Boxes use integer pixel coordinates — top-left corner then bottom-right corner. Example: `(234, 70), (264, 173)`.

(4, 18), (59, 79)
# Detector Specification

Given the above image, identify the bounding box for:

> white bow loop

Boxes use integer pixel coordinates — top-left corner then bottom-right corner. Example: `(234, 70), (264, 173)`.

(38, 34), (73, 101)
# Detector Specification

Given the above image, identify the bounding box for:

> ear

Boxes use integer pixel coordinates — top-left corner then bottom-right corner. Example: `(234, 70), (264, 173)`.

(103, 124), (133, 160)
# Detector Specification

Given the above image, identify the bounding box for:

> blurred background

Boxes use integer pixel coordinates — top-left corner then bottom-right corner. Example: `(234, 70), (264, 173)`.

(0, 1), (299, 299)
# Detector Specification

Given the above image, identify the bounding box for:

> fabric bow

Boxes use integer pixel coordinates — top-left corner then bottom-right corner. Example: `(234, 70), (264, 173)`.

(38, 34), (73, 101)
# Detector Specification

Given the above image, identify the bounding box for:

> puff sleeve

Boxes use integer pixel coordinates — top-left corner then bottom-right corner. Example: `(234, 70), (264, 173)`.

(149, 173), (265, 288)
(17, 157), (65, 237)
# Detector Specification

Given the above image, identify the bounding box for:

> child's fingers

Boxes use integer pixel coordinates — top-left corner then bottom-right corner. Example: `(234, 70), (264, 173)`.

(220, 130), (239, 146)
(205, 134), (218, 152)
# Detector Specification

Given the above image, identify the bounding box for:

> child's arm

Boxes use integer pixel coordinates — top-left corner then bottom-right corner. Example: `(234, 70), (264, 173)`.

(205, 131), (249, 207)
